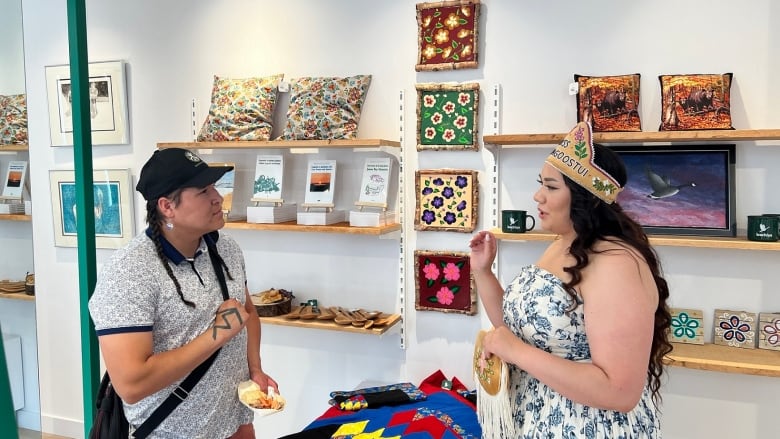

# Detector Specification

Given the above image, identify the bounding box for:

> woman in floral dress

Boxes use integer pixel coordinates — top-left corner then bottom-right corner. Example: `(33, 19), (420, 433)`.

(470, 122), (672, 438)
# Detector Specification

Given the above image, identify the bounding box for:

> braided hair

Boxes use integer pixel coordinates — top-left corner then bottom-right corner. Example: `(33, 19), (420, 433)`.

(145, 191), (234, 308)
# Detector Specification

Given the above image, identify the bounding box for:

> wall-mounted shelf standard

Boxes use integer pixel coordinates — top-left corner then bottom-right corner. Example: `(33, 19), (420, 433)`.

(225, 220), (400, 236)
(0, 144), (28, 152)
(0, 214), (30, 222)
(0, 292), (34, 302)
(484, 129), (780, 147)
(259, 314), (401, 336)
(491, 229), (780, 251)
(664, 343), (780, 377)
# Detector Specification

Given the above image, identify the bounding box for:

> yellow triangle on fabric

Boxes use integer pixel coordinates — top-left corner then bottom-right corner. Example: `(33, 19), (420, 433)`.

(333, 420), (368, 435)
(354, 428), (400, 439)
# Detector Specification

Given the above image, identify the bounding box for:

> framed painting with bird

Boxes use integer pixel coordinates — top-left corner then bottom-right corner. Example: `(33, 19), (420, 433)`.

(610, 144), (736, 237)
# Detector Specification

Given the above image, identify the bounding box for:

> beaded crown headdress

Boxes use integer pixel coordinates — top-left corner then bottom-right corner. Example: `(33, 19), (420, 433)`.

(544, 122), (622, 204)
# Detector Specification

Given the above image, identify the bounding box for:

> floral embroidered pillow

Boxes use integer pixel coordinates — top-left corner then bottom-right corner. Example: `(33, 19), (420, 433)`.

(574, 74), (641, 132)
(197, 74), (283, 142)
(277, 75), (372, 140)
(659, 73), (733, 131)
(0, 94), (28, 144)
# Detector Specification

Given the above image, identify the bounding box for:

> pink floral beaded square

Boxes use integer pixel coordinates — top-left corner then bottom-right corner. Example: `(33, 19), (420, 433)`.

(414, 250), (476, 315)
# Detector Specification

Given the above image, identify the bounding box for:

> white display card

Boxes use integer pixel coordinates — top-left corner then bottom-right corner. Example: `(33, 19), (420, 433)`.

(252, 155), (284, 202)
(2, 160), (28, 199)
(304, 160), (337, 205)
(357, 157), (392, 205)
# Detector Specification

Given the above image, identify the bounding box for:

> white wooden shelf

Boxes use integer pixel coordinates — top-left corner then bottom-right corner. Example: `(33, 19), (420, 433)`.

(157, 138), (400, 150)
(0, 143), (28, 152)
(0, 292), (34, 302)
(665, 343), (780, 377)
(0, 214), (31, 222)
(225, 220), (400, 236)
(259, 313), (401, 336)
(484, 129), (780, 146)
(492, 229), (780, 251)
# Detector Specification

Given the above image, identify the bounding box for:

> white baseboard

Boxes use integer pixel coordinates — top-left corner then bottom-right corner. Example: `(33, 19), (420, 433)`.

(41, 413), (83, 439)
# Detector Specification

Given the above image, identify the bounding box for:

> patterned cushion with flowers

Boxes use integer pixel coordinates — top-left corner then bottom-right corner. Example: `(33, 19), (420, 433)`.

(277, 75), (372, 140)
(197, 74), (283, 142)
(0, 94), (28, 144)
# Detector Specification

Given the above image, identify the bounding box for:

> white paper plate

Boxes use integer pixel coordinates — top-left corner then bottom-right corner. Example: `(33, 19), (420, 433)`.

(237, 380), (285, 417)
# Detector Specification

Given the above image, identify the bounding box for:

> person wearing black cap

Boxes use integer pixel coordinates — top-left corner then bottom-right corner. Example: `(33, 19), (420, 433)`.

(89, 148), (277, 439)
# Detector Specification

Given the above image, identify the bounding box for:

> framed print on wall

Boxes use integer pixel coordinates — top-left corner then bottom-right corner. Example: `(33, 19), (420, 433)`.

(49, 169), (135, 249)
(414, 250), (476, 315)
(45, 60), (130, 146)
(416, 82), (479, 151)
(415, 0), (480, 71)
(415, 169), (478, 232)
(612, 144), (736, 237)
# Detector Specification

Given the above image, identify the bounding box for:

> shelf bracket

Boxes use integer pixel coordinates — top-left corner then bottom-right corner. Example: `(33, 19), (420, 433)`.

(490, 84), (502, 278)
(398, 89), (407, 350)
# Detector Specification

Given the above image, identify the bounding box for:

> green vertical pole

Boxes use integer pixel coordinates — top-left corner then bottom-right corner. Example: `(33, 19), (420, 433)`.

(65, 0), (100, 437)
(0, 324), (19, 439)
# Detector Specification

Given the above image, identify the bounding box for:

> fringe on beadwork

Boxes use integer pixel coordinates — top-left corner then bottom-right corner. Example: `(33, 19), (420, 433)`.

(475, 362), (515, 439)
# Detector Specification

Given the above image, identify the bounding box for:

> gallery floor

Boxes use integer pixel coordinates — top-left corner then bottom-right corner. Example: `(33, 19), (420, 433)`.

(18, 429), (71, 439)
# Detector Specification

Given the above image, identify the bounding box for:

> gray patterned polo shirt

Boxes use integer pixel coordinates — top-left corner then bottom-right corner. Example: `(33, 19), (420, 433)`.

(88, 231), (254, 438)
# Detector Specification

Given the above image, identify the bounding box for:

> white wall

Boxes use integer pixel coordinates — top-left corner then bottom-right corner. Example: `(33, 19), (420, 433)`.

(0, 0), (25, 94)
(16, 0), (780, 438)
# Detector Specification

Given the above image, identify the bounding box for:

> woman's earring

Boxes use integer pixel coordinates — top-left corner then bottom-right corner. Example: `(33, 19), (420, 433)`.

(165, 222), (174, 230)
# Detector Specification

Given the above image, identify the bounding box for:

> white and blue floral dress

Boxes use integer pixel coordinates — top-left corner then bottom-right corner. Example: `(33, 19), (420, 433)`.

(503, 265), (661, 438)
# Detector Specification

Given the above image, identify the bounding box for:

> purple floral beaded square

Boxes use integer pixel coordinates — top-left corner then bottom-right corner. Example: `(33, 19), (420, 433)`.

(414, 169), (478, 233)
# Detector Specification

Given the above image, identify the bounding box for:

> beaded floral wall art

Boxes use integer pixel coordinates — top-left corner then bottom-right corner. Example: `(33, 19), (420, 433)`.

(416, 82), (479, 151)
(415, 0), (480, 71)
(414, 169), (478, 232)
(414, 250), (476, 315)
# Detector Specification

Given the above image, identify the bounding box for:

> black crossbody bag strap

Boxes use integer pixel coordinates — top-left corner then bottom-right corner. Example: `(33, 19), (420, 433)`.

(133, 241), (231, 439)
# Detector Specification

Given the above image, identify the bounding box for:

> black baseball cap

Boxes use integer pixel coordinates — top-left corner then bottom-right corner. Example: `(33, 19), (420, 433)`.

(136, 148), (233, 200)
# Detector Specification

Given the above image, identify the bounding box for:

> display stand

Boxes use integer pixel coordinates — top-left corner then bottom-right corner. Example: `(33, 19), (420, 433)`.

(297, 202), (346, 225)
(247, 198), (298, 224)
(350, 201), (395, 227)
(0, 196), (25, 215)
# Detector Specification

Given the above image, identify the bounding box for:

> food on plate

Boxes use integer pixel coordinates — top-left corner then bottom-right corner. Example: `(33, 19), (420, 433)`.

(240, 387), (286, 410)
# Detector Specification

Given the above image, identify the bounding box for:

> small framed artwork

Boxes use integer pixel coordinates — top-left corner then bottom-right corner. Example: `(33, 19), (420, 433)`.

(415, 169), (478, 233)
(45, 60), (130, 146)
(416, 82), (479, 151)
(414, 250), (476, 315)
(612, 144), (736, 237)
(415, 0), (480, 71)
(49, 169), (135, 249)
(209, 162), (236, 215)
(669, 308), (704, 345)
(758, 312), (780, 351)
(713, 309), (756, 349)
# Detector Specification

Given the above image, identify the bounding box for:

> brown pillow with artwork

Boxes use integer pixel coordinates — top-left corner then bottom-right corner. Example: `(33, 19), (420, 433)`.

(574, 74), (641, 132)
(658, 73), (733, 131)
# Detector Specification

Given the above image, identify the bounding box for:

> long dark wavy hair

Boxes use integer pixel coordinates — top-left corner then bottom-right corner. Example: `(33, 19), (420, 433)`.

(145, 190), (233, 308)
(560, 143), (672, 406)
